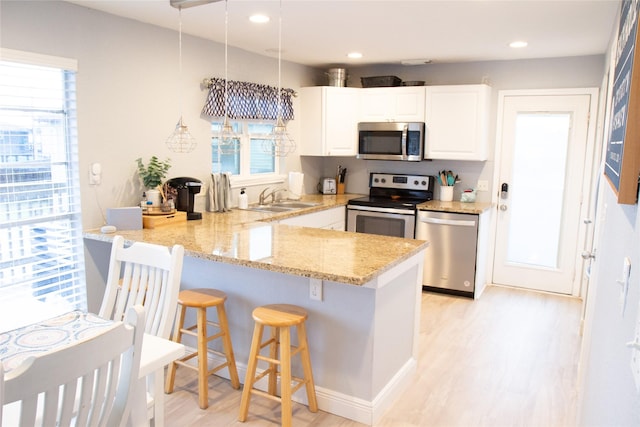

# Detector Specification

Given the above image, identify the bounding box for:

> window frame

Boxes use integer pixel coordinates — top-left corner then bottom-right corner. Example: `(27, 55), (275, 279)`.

(211, 119), (286, 188)
(0, 48), (86, 313)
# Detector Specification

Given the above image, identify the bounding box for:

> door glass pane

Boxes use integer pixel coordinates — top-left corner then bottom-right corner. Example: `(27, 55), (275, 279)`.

(506, 113), (570, 268)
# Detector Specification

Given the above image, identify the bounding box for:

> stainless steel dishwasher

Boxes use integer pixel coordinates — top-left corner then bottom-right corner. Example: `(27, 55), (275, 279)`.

(416, 210), (479, 297)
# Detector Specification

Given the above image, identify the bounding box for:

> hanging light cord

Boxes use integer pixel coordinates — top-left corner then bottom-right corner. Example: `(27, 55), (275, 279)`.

(277, 0), (282, 122)
(178, 7), (183, 120)
(224, 0), (229, 121)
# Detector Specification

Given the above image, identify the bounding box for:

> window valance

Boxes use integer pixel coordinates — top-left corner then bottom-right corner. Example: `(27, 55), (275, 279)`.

(201, 78), (295, 121)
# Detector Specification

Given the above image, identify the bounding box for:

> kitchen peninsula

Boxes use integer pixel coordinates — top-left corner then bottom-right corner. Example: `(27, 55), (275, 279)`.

(83, 194), (427, 425)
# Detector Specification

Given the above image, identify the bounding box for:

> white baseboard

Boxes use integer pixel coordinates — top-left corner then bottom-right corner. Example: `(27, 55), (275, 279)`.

(179, 345), (416, 425)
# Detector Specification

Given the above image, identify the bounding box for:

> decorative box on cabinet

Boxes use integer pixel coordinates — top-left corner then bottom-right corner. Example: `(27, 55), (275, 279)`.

(359, 86), (426, 122)
(300, 87), (360, 156)
(424, 84), (491, 161)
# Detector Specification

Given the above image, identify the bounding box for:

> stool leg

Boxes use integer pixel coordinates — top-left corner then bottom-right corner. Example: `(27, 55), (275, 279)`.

(165, 304), (186, 394)
(196, 306), (209, 409)
(280, 326), (292, 427)
(268, 326), (279, 396)
(239, 323), (263, 422)
(217, 303), (240, 389)
(297, 322), (318, 412)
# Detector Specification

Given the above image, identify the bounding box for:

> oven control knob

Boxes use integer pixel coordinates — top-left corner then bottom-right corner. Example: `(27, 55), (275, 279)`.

(422, 180), (427, 186)
(381, 178), (386, 183)
(373, 178), (379, 183)
(414, 180), (419, 185)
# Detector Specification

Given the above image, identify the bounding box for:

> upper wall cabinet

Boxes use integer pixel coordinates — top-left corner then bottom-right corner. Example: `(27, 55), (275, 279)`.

(359, 87), (426, 122)
(424, 84), (492, 161)
(300, 86), (360, 156)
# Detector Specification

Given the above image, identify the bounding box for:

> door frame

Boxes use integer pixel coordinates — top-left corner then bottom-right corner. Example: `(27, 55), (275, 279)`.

(488, 88), (600, 297)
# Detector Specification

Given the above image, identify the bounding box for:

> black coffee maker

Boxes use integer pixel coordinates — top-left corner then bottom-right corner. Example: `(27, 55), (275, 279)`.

(166, 177), (202, 220)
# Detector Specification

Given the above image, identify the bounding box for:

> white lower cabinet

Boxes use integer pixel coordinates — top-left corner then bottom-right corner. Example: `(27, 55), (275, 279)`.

(278, 206), (345, 230)
(424, 84), (491, 160)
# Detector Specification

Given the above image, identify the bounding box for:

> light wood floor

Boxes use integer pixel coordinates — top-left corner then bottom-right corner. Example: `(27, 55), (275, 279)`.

(164, 285), (582, 426)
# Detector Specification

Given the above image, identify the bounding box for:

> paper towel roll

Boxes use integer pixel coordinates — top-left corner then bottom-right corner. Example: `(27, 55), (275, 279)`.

(288, 172), (304, 200)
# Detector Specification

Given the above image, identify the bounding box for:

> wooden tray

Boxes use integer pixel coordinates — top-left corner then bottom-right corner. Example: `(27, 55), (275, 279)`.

(142, 211), (187, 229)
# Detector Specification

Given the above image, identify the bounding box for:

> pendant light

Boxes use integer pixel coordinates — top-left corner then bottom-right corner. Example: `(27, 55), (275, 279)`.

(266, 0), (295, 157)
(166, 7), (197, 154)
(216, 0), (240, 153)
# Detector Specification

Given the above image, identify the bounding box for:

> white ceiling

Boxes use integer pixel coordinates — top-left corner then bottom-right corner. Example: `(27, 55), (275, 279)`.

(64, 0), (621, 67)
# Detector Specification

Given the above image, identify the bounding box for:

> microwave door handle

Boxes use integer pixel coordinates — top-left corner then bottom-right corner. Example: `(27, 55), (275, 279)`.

(401, 124), (408, 157)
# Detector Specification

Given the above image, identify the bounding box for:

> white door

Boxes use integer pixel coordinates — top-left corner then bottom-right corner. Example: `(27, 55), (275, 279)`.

(493, 91), (597, 294)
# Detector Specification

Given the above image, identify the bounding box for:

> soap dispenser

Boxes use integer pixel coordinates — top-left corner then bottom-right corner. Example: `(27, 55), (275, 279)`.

(238, 187), (248, 209)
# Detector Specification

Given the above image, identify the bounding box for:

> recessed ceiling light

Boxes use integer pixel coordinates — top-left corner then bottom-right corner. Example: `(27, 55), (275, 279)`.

(509, 40), (528, 48)
(347, 52), (363, 59)
(249, 14), (270, 24)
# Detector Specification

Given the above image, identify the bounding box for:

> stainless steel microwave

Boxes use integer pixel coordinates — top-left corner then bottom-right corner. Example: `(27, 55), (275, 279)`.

(357, 122), (425, 161)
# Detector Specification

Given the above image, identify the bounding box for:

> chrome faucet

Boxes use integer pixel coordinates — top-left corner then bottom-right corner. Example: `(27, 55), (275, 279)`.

(258, 187), (285, 205)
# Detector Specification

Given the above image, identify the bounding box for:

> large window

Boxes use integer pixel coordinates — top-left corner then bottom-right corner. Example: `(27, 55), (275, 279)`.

(0, 49), (86, 314)
(211, 121), (278, 178)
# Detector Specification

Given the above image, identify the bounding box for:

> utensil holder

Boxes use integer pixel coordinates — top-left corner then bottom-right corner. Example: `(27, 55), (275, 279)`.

(440, 186), (454, 202)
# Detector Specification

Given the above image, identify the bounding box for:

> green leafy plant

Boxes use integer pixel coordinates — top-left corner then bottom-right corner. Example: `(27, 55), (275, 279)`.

(136, 156), (171, 189)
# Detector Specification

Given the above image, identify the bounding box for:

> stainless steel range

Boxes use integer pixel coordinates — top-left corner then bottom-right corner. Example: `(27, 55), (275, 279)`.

(346, 173), (435, 238)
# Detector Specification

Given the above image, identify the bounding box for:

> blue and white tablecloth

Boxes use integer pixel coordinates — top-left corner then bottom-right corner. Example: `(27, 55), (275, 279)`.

(0, 310), (115, 373)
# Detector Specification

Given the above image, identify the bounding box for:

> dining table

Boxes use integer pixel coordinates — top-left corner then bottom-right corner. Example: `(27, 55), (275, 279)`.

(0, 306), (184, 427)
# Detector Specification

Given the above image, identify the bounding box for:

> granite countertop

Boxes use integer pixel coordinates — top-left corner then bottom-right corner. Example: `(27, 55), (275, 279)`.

(84, 194), (428, 286)
(418, 200), (493, 214)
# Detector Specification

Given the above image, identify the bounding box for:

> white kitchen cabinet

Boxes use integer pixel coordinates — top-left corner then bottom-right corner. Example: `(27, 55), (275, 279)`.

(300, 87), (360, 156)
(359, 87), (426, 122)
(424, 84), (491, 160)
(278, 206), (345, 230)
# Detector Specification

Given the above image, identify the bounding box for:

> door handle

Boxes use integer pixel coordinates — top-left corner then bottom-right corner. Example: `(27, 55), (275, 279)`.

(581, 250), (596, 260)
(499, 204), (508, 211)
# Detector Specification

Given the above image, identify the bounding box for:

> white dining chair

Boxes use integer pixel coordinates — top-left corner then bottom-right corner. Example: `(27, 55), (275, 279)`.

(99, 235), (185, 426)
(99, 235), (185, 339)
(1, 305), (146, 427)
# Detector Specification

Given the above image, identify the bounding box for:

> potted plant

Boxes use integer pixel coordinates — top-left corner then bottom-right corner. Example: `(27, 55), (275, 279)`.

(136, 156), (171, 206)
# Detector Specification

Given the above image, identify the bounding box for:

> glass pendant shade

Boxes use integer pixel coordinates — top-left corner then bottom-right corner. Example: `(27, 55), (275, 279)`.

(266, 0), (295, 157)
(215, 0), (240, 155)
(270, 117), (296, 156)
(167, 7), (197, 154)
(166, 116), (197, 153)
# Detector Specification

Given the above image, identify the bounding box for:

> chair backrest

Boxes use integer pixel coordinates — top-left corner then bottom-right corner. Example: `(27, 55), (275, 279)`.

(2, 305), (145, 427)
(99, 235), (184, 339)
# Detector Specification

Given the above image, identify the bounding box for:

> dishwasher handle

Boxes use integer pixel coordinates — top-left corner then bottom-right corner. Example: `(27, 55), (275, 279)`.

(419, 217), (476, 227)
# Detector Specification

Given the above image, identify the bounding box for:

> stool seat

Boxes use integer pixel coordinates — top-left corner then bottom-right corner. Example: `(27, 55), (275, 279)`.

(165, 288), (240, 410)
(252, 304), (307, 327)
(239, 304), (317, 426)
(179, 288), (226, 308)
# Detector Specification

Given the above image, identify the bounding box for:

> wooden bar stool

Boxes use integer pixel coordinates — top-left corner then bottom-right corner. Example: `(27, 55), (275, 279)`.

(238, 304), (318, 426)
(165, 288), (240, 409)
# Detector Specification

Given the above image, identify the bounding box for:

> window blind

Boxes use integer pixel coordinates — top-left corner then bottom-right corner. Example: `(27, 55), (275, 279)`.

(0, 51), (86, 313)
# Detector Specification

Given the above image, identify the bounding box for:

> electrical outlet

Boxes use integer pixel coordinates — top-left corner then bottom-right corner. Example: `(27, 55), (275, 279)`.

(89, 162), (101, 185)
(477, 180), (489, 192)
(310, 278), (323, 301)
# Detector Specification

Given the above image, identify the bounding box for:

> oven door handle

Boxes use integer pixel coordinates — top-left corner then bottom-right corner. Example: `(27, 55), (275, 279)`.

(348, 205), (414, 215)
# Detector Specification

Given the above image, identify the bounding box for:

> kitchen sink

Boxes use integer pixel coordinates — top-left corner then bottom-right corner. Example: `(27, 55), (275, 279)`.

(246, 201), (320, 213)
(247, 205), (295, 213)
(271, 201), (320, 208)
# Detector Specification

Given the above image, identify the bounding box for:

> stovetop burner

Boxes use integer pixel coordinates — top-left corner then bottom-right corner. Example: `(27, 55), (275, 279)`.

(347, 173), (435, 210)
